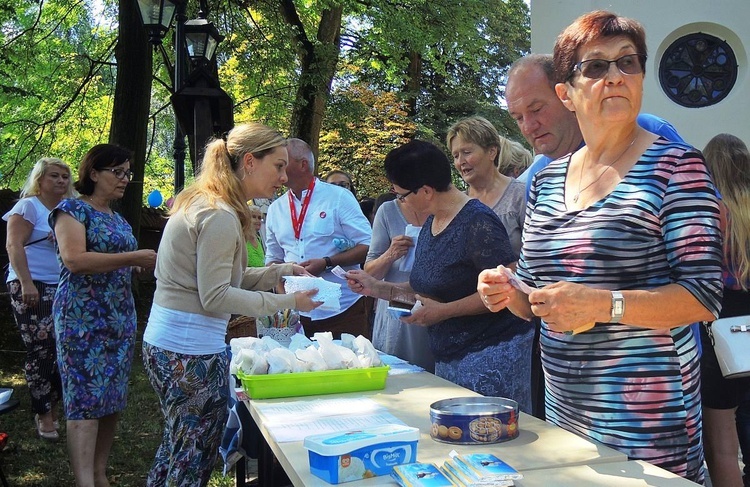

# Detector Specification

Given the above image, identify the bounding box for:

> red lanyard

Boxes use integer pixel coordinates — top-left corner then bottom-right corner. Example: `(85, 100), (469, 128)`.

(289, 178), (316, 240)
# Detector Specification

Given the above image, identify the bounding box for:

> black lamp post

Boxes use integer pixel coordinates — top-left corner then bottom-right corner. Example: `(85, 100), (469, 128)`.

(136, 0), (232, 193)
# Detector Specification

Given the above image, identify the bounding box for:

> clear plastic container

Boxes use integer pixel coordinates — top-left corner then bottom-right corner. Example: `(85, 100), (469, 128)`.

(304, 424), (419, 483)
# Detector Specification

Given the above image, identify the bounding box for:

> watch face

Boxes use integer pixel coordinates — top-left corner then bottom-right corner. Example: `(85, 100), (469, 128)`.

(611, 291), (625, 322)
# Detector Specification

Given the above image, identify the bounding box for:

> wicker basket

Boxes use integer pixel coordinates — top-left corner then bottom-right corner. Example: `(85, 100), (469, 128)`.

(225, 315), (257, 344)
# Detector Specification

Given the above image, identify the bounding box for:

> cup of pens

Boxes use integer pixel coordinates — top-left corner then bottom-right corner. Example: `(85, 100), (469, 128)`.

(256, 309), (301, 347)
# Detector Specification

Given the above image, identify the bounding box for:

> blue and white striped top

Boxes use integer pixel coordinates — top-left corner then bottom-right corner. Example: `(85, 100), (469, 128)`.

(517, 137), (722, 482)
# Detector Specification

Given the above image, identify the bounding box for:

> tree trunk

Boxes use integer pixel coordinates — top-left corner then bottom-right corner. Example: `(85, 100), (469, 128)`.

(280, 0), (343, 166)
(109, 0), (153, 241)
(404, 50), (422, 118)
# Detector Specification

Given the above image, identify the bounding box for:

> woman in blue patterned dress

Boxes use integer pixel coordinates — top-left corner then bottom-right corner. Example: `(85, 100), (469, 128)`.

(477, 11), (722, 483)
(347, 140), (533, 412)
(51, 144), (157, 487)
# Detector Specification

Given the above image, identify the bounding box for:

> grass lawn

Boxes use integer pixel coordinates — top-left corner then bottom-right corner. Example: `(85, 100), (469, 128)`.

(0, 279), (235, 486)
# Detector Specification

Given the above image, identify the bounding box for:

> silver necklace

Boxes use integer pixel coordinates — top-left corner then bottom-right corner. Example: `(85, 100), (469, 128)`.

(83, 195), (110, 213)
(573, 136), (637, 204)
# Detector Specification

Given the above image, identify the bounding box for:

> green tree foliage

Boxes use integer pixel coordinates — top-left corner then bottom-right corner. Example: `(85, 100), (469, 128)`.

(215, 1), (299, 131)
(222, 0), (529, 189)
(0, 0), (185, 207)
(217, 0), (345, 157)
(318, 84), (417, 198)
(341, 0), (530, 145)
(0, 0), (116, 184)
(0, 0), (530, 210)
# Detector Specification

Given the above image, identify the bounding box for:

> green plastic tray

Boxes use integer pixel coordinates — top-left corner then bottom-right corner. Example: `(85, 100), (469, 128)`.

(237, 366), (390, 399)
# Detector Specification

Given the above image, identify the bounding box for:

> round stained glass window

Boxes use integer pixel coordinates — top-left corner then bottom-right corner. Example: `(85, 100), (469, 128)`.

(659, 33), (738, 108)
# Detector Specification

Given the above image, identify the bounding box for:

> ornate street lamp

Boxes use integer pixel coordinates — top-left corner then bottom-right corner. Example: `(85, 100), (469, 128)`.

(137, 0), (234, 189)
(184, 17), (224, 65)
(136, 0), (188, 192)
(136, 0), (178, 44)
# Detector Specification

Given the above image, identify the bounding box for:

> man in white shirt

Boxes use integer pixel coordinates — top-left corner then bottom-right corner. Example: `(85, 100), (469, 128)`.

(265, 138), (372, 338)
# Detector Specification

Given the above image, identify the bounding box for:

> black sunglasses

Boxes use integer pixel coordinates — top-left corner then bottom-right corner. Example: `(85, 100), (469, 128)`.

(570, 54), (646, 80)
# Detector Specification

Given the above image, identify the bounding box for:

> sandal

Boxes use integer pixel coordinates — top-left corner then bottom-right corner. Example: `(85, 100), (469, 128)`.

(35, 414), (59, 442)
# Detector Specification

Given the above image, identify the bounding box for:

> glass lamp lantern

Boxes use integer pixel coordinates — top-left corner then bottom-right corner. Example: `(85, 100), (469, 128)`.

(184, 18), (225, 64)
(136, 0), (178, 44)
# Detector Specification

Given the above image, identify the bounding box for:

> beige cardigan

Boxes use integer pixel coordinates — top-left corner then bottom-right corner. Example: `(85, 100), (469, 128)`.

(154, 196), (296, 321)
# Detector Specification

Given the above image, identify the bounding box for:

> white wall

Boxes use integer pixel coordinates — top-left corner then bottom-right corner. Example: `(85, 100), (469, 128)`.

(530, 0), (749, 150)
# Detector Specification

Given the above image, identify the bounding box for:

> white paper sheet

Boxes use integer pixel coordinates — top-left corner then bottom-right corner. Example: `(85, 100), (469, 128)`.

(255, 397), (406, 442)
(398, 224), (421, 272)
(283, 275), (342, 311)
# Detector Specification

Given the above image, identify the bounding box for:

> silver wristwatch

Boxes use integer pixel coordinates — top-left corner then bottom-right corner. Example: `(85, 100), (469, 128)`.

(610, 291), (625, 323)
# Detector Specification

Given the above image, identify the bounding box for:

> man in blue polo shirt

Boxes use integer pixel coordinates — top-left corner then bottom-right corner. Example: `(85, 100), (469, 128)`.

(507, 53), (684, 199)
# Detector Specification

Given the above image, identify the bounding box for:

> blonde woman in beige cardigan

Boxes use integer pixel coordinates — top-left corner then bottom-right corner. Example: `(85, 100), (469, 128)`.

(142, 123), (320, 486)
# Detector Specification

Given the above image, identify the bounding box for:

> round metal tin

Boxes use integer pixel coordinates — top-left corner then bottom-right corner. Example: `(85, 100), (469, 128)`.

(429, 397), (519, 444)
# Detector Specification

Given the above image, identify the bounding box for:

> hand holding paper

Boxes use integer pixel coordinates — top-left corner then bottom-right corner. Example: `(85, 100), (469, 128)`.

(398, 225), (421, 271)
(500, 266), (535, 295)
(284, 276), (342, 312)
(477, 264), (533, 314)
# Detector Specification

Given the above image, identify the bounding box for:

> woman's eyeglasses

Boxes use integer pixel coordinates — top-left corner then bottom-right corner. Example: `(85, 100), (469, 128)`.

(571, 54), (646, 80)
(330, 181), (351, 189)
(102, 168), (134, 181)
(394, 189), (413, 202)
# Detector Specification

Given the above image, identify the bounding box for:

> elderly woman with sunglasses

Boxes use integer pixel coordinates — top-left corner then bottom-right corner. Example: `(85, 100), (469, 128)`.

(478, 11), (722, 482)
(50, 144), (157, 487)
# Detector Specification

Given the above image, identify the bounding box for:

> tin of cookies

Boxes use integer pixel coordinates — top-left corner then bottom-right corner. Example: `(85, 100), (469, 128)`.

(429, 397), (520, 444)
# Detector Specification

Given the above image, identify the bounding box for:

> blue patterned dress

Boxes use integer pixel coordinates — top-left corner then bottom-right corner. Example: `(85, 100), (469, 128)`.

(517, 138), (723, 482)
(50, 199), (138, 420)
(410, 199), (533, 411)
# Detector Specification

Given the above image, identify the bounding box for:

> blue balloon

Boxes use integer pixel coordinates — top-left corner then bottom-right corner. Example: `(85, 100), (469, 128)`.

(147, 189), (163, 208)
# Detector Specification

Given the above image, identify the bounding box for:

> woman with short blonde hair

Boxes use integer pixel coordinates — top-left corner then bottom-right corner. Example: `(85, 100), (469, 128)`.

(500, 140), (533, 178)
(447, 115), (526, 259)
(3, 157), (74, 441)
(246, 204), (266, 268)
